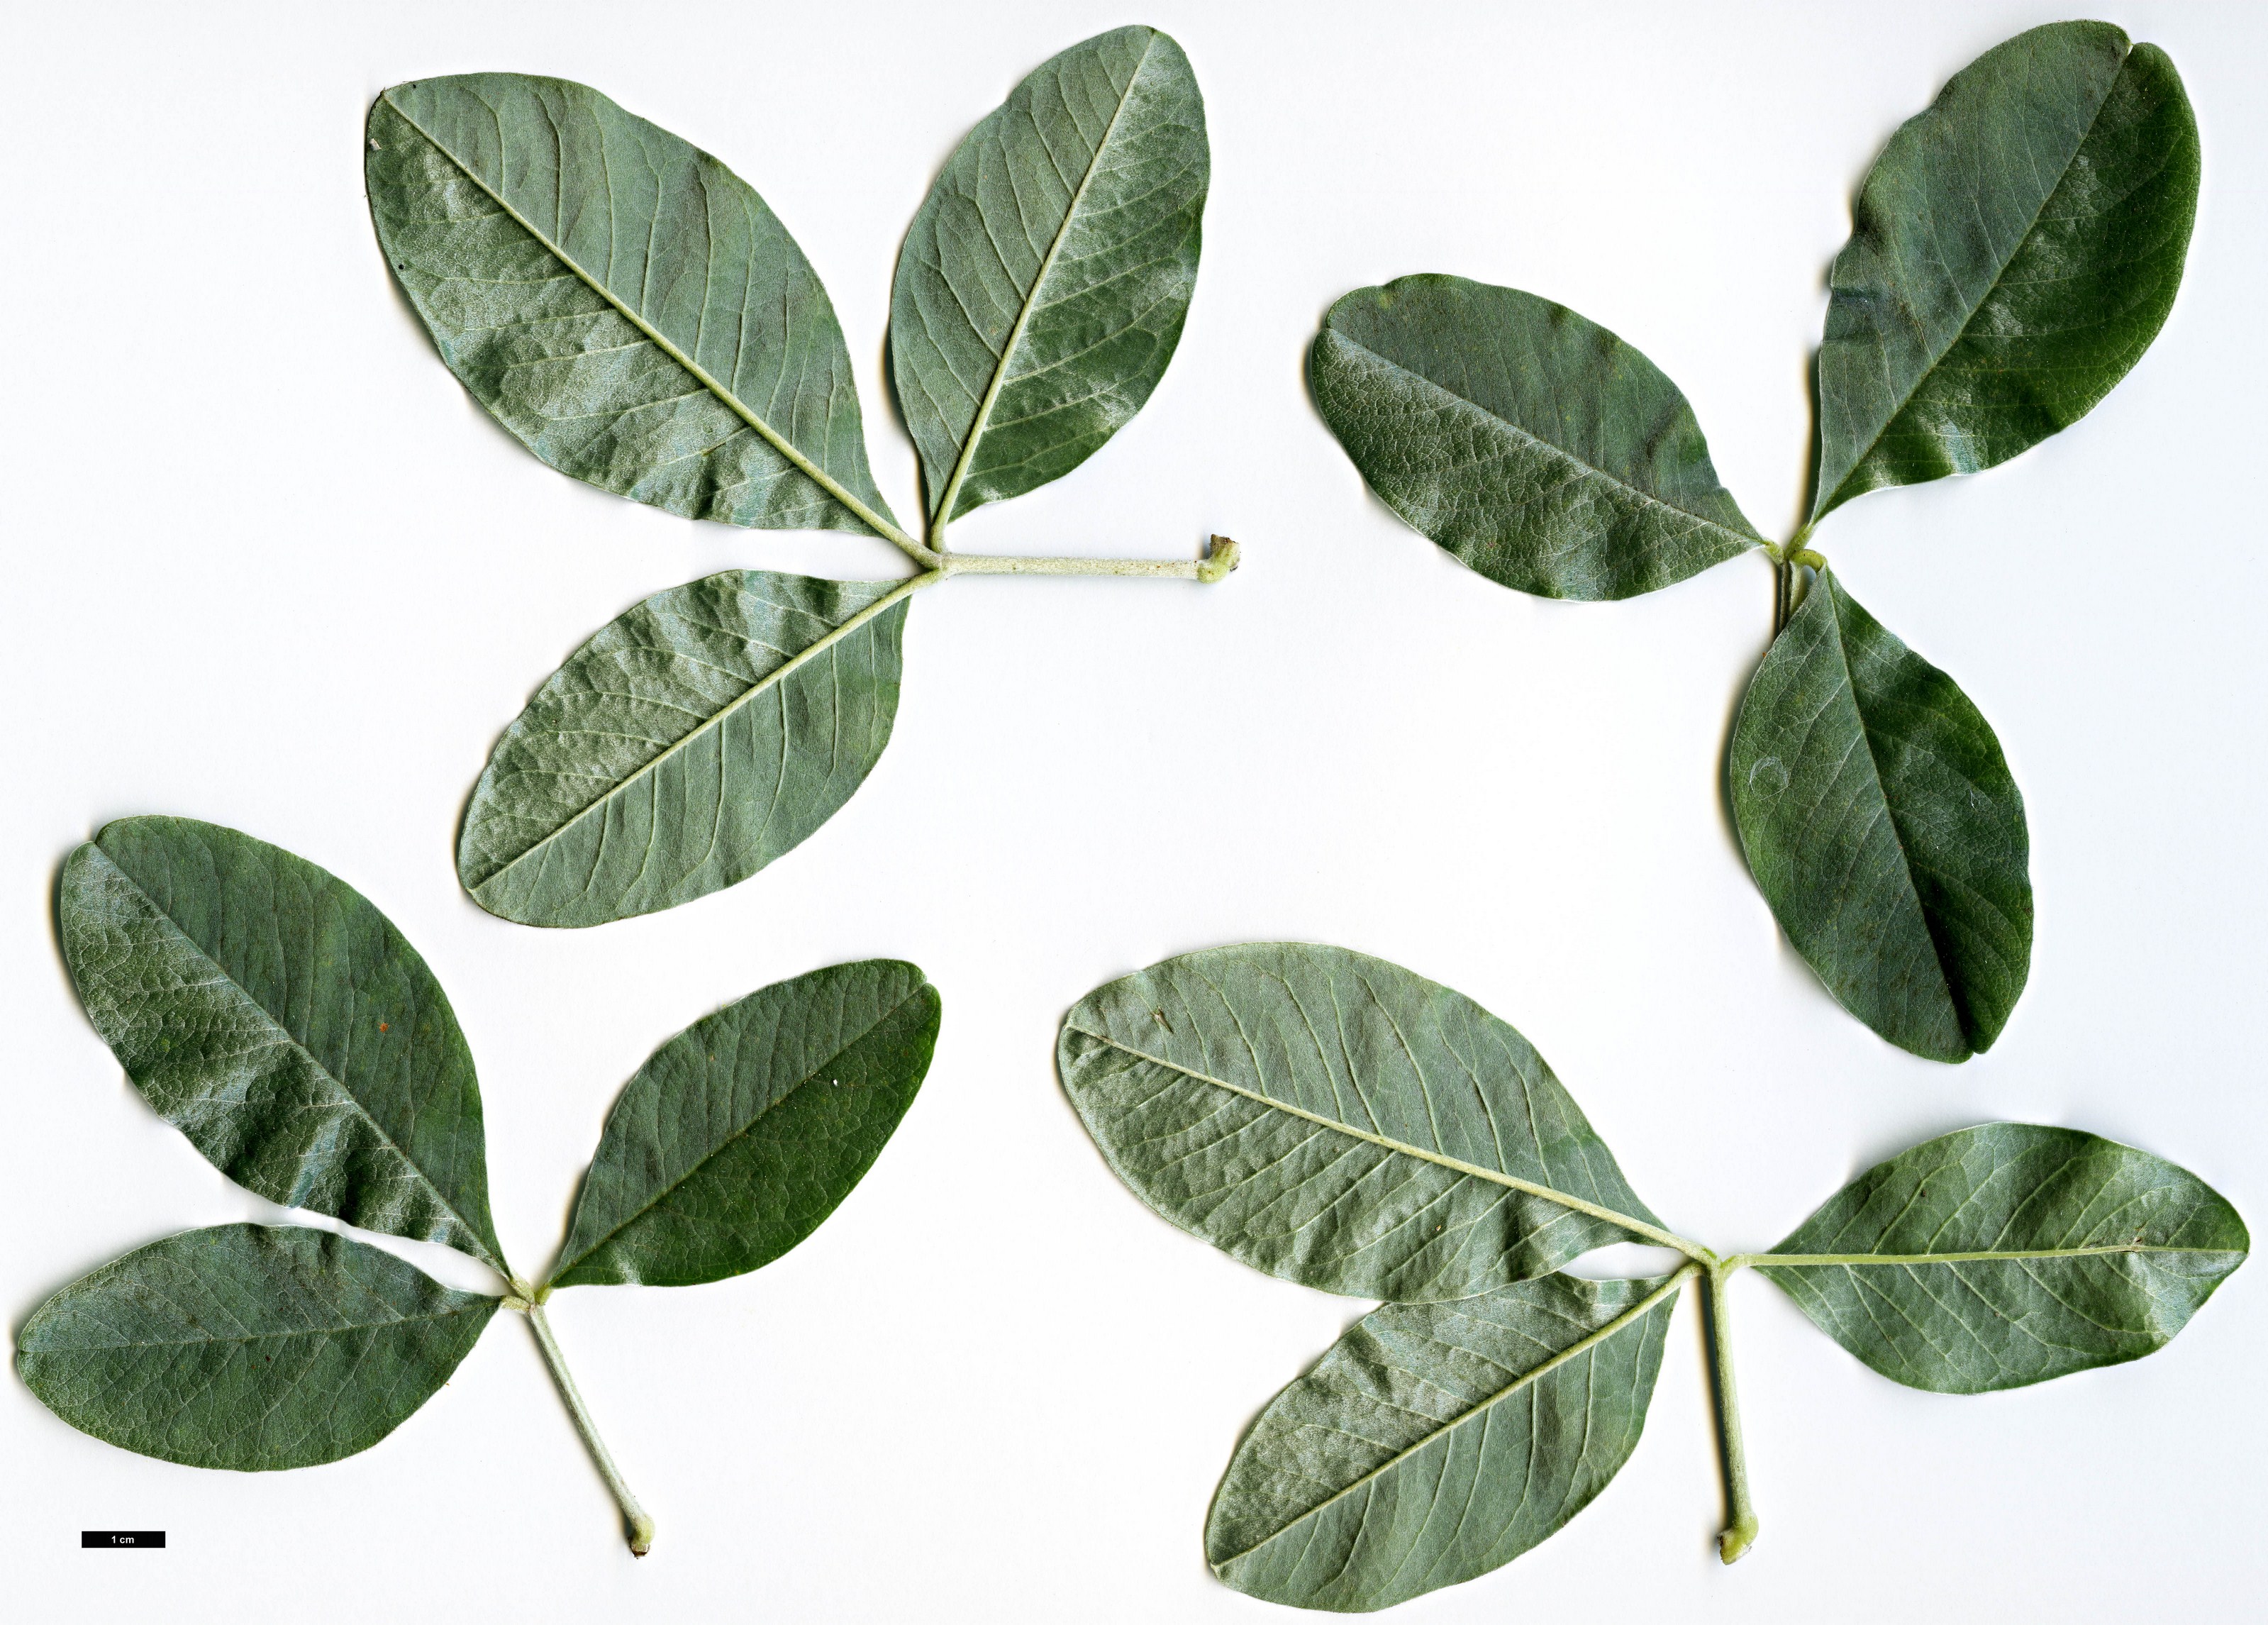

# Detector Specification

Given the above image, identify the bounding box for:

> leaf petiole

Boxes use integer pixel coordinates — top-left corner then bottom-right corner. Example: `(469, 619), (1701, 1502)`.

(516, 1296), (655, 1558)
(1767, 525), (1813, 632)
(938, 536), (1240, 583)
(1768, 541), (1826, 636)
(1703, 1263), (1761, 1564)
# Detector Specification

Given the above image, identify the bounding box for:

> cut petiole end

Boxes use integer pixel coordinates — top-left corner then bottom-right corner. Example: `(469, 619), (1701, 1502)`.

(1718, 1512), (1760, 1565)
(1196, 535), (1241, 583)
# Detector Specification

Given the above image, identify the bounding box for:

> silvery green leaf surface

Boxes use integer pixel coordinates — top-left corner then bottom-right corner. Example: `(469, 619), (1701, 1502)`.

(59, 818), (506, 1271)
(17, 1225), (496, 1470)
(1207, 1272), (1681, 1612)
(551, 961), (939, 1288)
(459, 571), (908, 928)
(368, 74), (899, 538)
(1759, 1125), (2246, 1394)
(1730, 569), (2030, 1062)
(1812, 22), (2197, 521)
(889, 25), (1206, 523)
(1058, 943), (1664, 1302)
(1311, 275), (1762, 599)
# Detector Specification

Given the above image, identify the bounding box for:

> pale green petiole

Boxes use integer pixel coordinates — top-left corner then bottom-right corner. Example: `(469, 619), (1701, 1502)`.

(1702, 1264), (1760, 1563)
(1766, 529), (1828, 636)
(1621, 1238), (1760, 1562)
(943, 536), (1240, 581)
(924, 534), (1240, 583)
(679, 541), (1239, 760)
(506, 1283), (655, 1558)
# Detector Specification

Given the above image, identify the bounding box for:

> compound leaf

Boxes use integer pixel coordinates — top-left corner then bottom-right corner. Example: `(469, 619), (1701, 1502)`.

(1813, 23), (2198, 520)
(17, 1224), (496, 1470)
(369, 74), (899, 538)
(459, 571), (909, 928)
(1208, 1271), (1681, 1612)
(60, 818), (506, 1271)
(1758, 1124), (2246, 1393)
(890, 26), (1207, 524)
(1730, 569), (2030, 1061)
(1058, 943), (1664, 1302)
(1313, 275), (1762, 600)
(551, 961), (940, 1288)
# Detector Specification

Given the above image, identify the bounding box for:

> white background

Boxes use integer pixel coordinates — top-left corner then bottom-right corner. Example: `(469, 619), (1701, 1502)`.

(4, 1), (2263, 1619)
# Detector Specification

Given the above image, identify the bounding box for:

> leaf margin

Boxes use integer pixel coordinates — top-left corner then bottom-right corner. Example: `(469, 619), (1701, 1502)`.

(1311, 272), (1764, 601)
(16, 1222), (499, 1472)
(548, 958), (942, 1289)
(1205, 1267), (1689, 1612)
(58, 816), (508, 1271)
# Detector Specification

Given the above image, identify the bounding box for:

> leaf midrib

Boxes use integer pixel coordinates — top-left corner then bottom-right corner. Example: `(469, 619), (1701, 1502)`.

(1211, 1271), (1688, 1571)
(1067, 1026), (1688, 1255)
(89, 846), (503, 1274)
(31, 1302), (491, 1355)
(383, 92), (911, 548)
(1816, 579), (1978, 1048)
(1327, 326), (1761, 555)
(1757, 1243), (2238, 1267)
(1818, 40), (2129, 515)
(929, 28), (1157, 527)
(465, 578), (918, 893)
(550, 980), (930, 1282)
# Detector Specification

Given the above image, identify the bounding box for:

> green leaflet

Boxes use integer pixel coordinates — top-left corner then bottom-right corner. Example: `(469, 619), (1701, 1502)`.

(1068, 945), (2245, 1599)
(552, 962), (940, 1288)
(1057, 943), (1667, 1302)
(1813, 23), (2198, 520)
(368, 74), (899, 538)
(1730, 569), (2031, 1061)
(891, 26), (1208, 523)
(18, 1225), (496, 1471)
(1208, 1272), (1681, 1613)
(59, 817), (506, 1270)
(459, 571), (909, 928)
(36, 821), (933, 1554)
(1312, 276), (1762, 599)
(1757, 1124), (2247, 1394)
